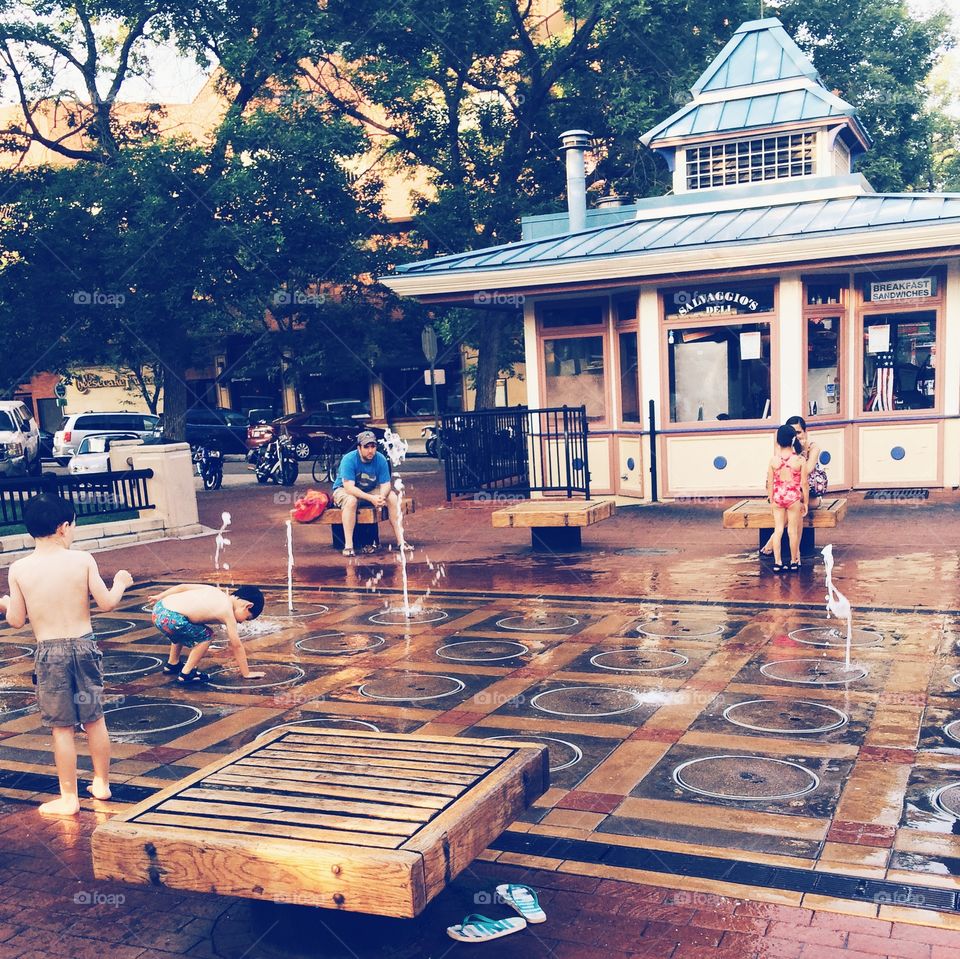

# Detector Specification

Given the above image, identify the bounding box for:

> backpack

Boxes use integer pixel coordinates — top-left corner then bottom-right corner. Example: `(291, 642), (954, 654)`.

(290, 489), (331, 523)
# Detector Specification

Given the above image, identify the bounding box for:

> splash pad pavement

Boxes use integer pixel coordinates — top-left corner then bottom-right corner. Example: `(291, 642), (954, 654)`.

(3, 478), (960, 956)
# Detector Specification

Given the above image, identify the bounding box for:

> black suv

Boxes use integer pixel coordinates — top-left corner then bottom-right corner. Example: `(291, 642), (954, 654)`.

(182, 407), (249, 453)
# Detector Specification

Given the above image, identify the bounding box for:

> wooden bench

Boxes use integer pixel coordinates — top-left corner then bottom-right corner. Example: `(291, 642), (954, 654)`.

(92, 727), (547, 918)
(319, 499), (416, 550)
(492, 499), (615, 551)
(722, 497), (848, 556)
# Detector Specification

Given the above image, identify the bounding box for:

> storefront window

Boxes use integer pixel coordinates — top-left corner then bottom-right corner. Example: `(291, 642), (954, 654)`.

(618, 332), (640, 422)
(862, 311), (936, 412)
(807, 316), (841, 416)
(543, 336), (606, 419)
(667, 324), (771, 422)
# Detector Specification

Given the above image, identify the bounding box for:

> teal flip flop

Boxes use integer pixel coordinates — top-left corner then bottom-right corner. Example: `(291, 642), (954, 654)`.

(496, 884), (546, 924)
(446, 913), (527, 943)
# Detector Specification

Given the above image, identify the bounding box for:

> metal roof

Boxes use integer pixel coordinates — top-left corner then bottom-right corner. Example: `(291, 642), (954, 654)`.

(692, 18), (819, 94)
(642, 86), (856, 146)
(392, 190), (960, 280)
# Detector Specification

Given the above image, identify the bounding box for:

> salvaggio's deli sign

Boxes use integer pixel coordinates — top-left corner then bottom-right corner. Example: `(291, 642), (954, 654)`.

(676, 290), (761, 316)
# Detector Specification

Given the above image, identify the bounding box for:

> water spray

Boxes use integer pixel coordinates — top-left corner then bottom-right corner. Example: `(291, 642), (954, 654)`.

(821, 544), (853, 670)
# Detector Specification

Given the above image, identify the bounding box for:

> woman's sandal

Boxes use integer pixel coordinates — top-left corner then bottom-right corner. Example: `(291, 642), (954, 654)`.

(341, 547), (356, 557)
(446, 914), (527, 943)
(496, 883), (546, 924)
(790, 561), (802, 572)
(772, 563), (785, 573)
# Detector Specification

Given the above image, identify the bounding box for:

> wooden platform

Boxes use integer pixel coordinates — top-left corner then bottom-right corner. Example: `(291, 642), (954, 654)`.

(318, 499), (415, 550)
(91, 728), (548, 918)
(491, 499), (615, 551)
(722, 497), (847, 555)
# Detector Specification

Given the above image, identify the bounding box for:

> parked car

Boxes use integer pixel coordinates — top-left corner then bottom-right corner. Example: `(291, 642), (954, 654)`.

(248, 411), (385, 461)
(53, 411), (160, 464)
(38, 430), (54, 460)
(313, 398), (371, 421)
(67, 433), (141, 475)
(246, 408), (276, 427)
(0, 400), (42, 477)
(184, 406), (249, 453)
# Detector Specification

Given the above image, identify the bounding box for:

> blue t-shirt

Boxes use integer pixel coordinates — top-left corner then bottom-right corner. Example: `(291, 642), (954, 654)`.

(333, 449), (390, 493)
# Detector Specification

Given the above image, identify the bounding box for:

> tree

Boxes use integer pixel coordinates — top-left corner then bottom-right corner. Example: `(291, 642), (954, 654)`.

(305, 0), (612, 409)
(0, 1), (377, 437)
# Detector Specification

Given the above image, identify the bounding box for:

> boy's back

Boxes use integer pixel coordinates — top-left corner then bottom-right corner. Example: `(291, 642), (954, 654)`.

(159, 585), (229, 622)
(11, 550), (98, 642)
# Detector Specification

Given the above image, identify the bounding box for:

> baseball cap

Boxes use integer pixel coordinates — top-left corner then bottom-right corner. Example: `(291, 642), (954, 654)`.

(357, 430), (377, 446)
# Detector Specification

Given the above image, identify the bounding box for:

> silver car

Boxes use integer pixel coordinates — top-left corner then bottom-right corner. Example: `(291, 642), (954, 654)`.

(0, 400), (41, 477)
(53, 411), (160, 464)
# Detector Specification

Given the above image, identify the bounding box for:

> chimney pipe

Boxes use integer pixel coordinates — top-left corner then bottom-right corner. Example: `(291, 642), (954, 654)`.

(559, 129), (591, 233)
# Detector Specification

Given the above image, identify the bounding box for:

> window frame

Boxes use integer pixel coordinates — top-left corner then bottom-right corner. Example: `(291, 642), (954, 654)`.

(802, 273), (849, 422)
(660, 281), (779, 428)
(685, 131), (817, 191)
(855, 268), (944, 420)
(536, 297), (611, 425)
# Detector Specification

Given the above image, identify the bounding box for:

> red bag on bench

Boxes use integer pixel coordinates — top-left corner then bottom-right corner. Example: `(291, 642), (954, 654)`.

(290, 489), (331, 523)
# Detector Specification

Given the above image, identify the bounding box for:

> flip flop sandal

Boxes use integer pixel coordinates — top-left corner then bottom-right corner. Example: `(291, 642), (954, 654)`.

(446, 914), (526, 943)
(360, 544), (379, 555)
(772, 563), (784, 573)
(342, 547), (356, 557)
(496, 884), (546, 924)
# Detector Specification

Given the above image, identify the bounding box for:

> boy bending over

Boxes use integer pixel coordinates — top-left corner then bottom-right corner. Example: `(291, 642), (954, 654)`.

(150, 584), (266, 684)
(0, 494), (133, 815)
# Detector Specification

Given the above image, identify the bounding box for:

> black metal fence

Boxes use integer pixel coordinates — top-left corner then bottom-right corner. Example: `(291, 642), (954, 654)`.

(0, 470), (155, 531)
(441, 406), (590, 500)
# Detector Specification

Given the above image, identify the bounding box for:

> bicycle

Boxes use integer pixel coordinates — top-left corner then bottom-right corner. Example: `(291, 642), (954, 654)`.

(311, 436), (342, 484)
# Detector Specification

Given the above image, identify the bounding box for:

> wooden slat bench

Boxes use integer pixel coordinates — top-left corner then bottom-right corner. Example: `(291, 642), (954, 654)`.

(492, 499), (615, 551)
(722, 497), (848, 556)
(91, 727), (548, 918)
(318, 499), (416, 550)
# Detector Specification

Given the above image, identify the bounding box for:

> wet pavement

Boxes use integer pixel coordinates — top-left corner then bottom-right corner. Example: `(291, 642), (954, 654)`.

(2, 472), (960, 956)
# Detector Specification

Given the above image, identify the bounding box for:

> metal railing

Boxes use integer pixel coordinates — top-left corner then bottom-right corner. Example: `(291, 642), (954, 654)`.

(0, 470), (155, 530)
(441, 405), (590, 500)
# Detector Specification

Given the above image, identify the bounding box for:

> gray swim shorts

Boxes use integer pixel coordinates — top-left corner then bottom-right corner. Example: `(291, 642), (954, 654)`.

(34, 635), (105, 728)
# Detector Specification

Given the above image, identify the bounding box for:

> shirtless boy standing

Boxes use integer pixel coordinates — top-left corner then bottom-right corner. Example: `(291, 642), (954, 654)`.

(0, 494), (133, 815)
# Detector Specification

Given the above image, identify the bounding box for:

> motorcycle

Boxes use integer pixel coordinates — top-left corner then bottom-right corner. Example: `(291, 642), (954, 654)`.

(191, 440), (224, 491)
(420, 424), (438, 459)
(250, 434), (299, 486)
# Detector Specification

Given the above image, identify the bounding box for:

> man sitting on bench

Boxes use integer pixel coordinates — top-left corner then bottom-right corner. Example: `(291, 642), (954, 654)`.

(333, 431), (412, 557)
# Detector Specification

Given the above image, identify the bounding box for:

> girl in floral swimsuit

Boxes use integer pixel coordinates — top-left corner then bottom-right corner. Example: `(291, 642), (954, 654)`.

(766, 424), (809, 572)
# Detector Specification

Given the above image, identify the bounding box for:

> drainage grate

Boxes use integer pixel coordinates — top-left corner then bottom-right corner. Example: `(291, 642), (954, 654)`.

(864, 489), (929, 501)
(489, 831), (960, 913)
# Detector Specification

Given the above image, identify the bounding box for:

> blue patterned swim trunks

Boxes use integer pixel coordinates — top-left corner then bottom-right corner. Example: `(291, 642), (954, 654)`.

(152, 600), (214, 648)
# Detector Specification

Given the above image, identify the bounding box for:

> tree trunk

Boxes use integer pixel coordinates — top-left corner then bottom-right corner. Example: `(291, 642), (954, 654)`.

(161, 358), (189, 442)
(474, 312), (504, 410)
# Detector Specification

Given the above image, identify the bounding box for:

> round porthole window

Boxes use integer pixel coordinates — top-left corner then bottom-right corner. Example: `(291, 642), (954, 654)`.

(713, 456), (727, 470)
(891, 446), (906, 461)
(819, 451), (831, 465)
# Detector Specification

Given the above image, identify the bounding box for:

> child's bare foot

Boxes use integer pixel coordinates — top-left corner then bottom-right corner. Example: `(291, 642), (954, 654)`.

(88, 778), (111, 800)
(38, 795), (80, 816)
